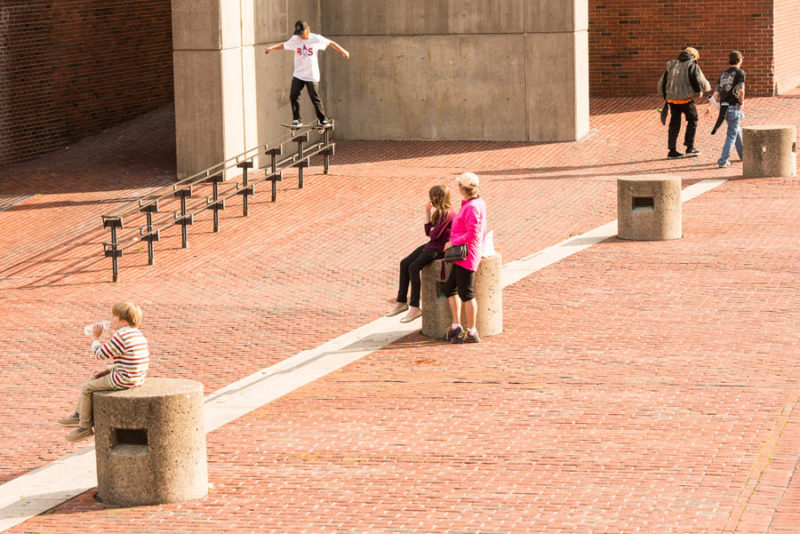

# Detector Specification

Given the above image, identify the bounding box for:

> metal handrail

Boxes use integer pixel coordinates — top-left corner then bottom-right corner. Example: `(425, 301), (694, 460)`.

(101, 121), (335, 281)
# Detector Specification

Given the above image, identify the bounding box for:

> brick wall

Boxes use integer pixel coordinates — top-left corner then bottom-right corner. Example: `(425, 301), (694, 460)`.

(0, 0), (173, 167)
(588, 0), (776, 97)
(774, 0), (800, 95)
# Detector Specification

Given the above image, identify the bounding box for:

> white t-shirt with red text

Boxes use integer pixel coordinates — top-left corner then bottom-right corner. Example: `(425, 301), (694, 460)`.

(283, 33), (331, 83)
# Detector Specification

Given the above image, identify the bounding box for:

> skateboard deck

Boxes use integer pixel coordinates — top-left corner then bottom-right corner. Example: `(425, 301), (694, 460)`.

(280, 121), (332, 130)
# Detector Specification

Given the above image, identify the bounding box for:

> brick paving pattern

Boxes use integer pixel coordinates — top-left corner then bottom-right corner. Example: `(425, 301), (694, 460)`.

(1, 91), (799, 532)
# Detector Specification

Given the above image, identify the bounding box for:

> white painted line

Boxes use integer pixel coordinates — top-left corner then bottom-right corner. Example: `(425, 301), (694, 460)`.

(682, 178), (727, 202)
(0, 179), (728, 531)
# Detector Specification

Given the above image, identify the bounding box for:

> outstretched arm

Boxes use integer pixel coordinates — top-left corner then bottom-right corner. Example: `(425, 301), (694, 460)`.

(264, 43), (285, 55)
(329, 41), (350, 59)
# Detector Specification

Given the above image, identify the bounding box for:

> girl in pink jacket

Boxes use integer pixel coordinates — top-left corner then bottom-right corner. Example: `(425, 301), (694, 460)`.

(442, 172), (488, 343)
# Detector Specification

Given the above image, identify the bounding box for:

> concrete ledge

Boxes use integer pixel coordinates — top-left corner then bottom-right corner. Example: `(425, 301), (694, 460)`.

(94, 378), (207, 507)
(420, 255), (503, 338)
(617, 175), (682, 241)
(743, 126), (797, 178)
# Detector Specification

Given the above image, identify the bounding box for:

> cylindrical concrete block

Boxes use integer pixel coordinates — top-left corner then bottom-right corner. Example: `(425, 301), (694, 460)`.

(617, 175), (682, 241)
(94, 378), (207, 507)
(420, 259), (451, 339)
(743, 126), (797, 178)
(420, 254), (503, 339)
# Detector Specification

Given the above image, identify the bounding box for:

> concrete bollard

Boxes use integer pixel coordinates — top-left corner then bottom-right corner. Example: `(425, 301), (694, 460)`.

(617, 175), (682, 241)
(94, 378), (208, 506)
(420, 254), (503, 339)
(742, 126), (797, 178)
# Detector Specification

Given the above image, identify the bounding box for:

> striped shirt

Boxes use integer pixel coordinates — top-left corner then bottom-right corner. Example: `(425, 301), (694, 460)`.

(91, 326), (149, 388)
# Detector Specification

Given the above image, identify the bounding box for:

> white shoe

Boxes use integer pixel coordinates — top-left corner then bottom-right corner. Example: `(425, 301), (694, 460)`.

(385, 303), (408, 317)
(400, 308), (422, 323)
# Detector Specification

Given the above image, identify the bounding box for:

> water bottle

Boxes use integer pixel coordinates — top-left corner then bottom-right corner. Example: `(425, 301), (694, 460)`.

(83, 320), (111, 336)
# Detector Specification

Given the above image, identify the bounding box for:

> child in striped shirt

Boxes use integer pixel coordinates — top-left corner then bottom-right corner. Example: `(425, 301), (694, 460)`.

(58, 302), (150, 442)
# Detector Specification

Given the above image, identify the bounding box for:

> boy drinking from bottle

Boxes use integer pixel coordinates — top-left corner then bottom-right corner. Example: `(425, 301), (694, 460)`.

(58, 302), (149, 442)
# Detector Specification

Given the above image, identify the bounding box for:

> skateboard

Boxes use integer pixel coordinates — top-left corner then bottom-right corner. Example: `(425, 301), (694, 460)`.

(280, 121), (333, 130)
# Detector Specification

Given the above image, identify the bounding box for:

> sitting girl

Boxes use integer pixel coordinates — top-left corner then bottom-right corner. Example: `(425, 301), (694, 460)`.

(387, 185), (454, 323)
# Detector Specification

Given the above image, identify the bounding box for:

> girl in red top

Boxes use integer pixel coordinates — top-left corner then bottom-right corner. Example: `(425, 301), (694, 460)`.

(387, 185), (454, 323)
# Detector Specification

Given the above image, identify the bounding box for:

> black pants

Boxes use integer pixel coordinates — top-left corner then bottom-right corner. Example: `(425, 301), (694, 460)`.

(290, 77), (327, 123)
(441, 263), (476, 302)
(397, 245), (441, 308)
(668, 101), (698, 151)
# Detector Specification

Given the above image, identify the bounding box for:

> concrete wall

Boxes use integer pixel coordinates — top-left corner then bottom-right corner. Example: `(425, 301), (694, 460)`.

(172, 0), (589, 176)
(321, 0), (589, 142)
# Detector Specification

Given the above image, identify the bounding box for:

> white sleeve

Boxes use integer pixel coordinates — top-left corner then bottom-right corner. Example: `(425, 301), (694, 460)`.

(315, 35), (331, 50)
(283, 36), (297, 49)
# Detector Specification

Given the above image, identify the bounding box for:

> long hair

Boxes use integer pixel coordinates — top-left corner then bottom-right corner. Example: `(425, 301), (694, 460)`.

(429, 185), (452, 225)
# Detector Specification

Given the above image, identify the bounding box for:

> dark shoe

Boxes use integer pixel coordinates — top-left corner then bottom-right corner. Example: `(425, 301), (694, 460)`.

(291, 120), (303, 127)
(667, 150), (684, 159)
(66, 427), (94, 442)
(685, 147), (701, 156)
(452, 330), (481, 344)
(57, 413), (80, 427)
(321, 119), (331, 127)
(444, 326), (464, 341)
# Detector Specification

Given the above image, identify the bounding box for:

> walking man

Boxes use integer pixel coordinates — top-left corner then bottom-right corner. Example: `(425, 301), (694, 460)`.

(265, 20), (350, 127)
(658, 47), (712, 159)
(706, 51), (746, 168)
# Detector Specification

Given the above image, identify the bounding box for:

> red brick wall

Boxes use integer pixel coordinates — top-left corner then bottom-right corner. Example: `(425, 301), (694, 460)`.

(588, 0), (776, 97)
(0, 0), (173, 167)
(774, 0), (800, 95)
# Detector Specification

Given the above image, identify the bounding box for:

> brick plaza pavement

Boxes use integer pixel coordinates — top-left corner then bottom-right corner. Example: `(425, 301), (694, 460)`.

(1, 91), (799, 532)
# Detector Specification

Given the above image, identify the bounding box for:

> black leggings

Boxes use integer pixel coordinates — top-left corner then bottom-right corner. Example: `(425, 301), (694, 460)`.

(397, 245), (441, 308)
(441, 263), (476, 302)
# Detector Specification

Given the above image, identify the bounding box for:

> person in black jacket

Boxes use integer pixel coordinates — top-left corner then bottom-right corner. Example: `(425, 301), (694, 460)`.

(658, 47), (712, 159)
(705, 51), (746, 168)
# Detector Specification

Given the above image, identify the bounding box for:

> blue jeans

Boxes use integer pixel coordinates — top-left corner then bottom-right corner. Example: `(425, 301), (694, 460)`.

(718, 106), (743, 166)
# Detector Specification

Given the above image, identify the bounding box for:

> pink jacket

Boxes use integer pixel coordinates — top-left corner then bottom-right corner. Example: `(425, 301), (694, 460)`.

(449, 196), (487, 272)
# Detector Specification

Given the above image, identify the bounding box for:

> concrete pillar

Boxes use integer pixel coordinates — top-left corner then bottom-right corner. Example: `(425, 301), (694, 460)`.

(420, 259), (451, 339)
(617, 175), (682, 241)
(742, 126), (797, 178)
(525, 0), (590, 141)
(94, 378), (207, 506)
(420, 255), (503, 339)
(172, 0), (320, 178)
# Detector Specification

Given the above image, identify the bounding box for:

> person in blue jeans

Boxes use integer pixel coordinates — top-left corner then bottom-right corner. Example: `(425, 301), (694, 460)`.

(707, 51), (745, 168)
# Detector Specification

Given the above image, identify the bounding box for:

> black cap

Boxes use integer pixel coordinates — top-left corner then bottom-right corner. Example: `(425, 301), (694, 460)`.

(294, 20), (309, 36)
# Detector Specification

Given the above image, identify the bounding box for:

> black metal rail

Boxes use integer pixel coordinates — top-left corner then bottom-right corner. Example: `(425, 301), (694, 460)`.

(101, 121), (335, 282)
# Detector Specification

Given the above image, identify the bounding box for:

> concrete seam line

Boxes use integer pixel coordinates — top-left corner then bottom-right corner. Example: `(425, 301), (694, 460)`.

(0, 178), (727, 532)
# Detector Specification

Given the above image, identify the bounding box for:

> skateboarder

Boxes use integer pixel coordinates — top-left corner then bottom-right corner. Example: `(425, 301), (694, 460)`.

(265, 20), (350, 127)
